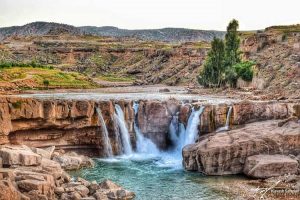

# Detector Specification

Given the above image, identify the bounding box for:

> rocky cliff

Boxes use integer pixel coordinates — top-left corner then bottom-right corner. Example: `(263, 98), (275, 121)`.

(0, 96), (298, 156)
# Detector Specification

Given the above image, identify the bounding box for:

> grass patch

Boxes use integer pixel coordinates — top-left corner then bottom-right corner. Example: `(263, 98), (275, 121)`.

(0, 67), (95, 89)
(98, 74), (135, 82)
(266, 24), (300, 33)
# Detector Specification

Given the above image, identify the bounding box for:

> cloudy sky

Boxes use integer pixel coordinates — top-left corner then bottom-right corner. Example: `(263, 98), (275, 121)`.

(0, 0), (299, 30)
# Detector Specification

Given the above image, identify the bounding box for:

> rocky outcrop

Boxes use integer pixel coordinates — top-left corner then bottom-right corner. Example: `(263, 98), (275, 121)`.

(183, 120), (300, 175)
(0, 96), (299, 155)
(0, 145), (134, 200)
(243, 154), (299, 178)
(137, 99), (180, 149)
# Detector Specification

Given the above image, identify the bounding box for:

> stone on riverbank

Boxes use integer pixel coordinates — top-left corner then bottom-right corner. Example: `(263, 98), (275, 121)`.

(183, 120), (300, 175)
(0, 144), (134, 200)
(0, 145), (41, 167)
(243, 154), (299, 178)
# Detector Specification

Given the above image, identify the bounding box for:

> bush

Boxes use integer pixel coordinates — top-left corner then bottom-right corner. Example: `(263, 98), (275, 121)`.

(234, 61), (254, 81)
(43, 79), (50, 88)
(0, 61), (53, 69)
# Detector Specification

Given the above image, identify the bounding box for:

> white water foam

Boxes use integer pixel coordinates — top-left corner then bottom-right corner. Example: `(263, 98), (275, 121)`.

(115, 104), (133, 155)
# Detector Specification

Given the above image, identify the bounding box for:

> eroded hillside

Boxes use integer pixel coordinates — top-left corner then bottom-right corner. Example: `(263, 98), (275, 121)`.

(0, 24), (299, 98)
(0, 34), (209, 87)
(242, 26), (300, 98)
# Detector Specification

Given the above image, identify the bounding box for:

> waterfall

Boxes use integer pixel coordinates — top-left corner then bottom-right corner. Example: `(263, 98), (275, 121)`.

(96, 107), (113, 157)
(167, 106), (205, 152)
(114, 104), (133, 155)
(216, 106), (233, 132)
(182, 106), (205, 146)
(133, 102), (159, 154)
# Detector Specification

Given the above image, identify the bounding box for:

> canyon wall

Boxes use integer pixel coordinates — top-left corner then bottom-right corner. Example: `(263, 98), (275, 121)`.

(0, 96), (299, 156)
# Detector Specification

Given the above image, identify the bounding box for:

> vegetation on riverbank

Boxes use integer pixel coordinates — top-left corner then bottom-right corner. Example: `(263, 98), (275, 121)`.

(198, 19), (254, 88)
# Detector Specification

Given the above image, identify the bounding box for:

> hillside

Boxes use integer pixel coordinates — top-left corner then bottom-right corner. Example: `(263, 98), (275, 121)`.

(0, 34), (209, 87)
(0, 22), (225, 42)
(242, 25), (300, 98)
(0, 23), (299, 98)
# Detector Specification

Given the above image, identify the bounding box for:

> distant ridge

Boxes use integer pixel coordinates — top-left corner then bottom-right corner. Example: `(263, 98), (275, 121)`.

(0, 21), (225, 42)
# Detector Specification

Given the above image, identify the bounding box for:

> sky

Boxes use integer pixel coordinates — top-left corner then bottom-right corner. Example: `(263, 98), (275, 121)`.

(0, 0), (299, 30)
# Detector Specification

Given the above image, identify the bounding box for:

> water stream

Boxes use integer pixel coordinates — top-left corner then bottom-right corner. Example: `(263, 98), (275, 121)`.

(95, 107), (113, 157)
(216, 106), (233, 132)
(114, 104), (133, 155)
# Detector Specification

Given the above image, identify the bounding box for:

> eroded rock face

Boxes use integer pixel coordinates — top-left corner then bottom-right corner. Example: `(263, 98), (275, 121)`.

(0, 179), (21, 200)
(183, 120), (300, 175)
(243, 154), (299, 178)
(137, 100), (179, 149)
(0, 96), (299, 155)
(0, 145), (42, 167)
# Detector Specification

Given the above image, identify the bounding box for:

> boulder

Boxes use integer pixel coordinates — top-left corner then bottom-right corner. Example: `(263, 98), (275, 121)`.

(183, 120), (300, 175)
(15, 169), (55, 199)
(97, 179), (135, 200)
(243, 154), (299, 178)
(31, 146), (55, 159)
(0, 146), (41, 166)
(0, 180), (21, 200)
(74, 184), (89, 197)
(53, 154), (82, 170)
(41, 158), (63, 179)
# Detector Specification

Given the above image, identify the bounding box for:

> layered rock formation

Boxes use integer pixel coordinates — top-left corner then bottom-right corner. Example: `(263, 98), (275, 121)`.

(0, 145), (134, 200)
(183, 120), (300, 176)
(0, 96), (299, 154)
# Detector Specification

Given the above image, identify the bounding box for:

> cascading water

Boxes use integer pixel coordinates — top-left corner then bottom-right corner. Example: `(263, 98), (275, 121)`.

(182, 106), (205, 147)
(114, 104), (133, 155)
(133, 102), (159, 155)
(95, 107), (113, 157)
(158, 105), (205, 168)
(216, 106), (233, 132)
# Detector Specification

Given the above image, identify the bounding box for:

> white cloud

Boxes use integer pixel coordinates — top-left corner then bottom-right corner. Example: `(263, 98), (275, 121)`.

(0, 0), (299, 30)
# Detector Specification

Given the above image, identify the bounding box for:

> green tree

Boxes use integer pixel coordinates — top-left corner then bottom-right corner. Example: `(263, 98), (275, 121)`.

(225, 19), (241, 67)
(198, 37), (225, 87)
(198, 19), (254, 88)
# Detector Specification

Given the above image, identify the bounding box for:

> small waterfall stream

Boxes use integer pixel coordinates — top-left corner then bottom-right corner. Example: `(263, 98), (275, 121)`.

(114, 104), (133, 155)
(96, 107), (113, 157)
(182, 106), (205, 147)
(216, 106), (233, 132)
(133, 102), (159, 154)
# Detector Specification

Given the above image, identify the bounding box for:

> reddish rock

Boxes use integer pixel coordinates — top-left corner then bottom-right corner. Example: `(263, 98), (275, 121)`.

(243, 154), (299, 178)
(183, 120), (300, 175)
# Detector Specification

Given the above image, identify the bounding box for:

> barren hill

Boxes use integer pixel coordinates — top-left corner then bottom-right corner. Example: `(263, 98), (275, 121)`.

(0, 22), (225, 42)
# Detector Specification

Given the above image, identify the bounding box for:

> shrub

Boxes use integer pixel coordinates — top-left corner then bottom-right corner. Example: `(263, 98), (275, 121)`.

(234, 61), (254, 81)
(43, 79), (50, 89)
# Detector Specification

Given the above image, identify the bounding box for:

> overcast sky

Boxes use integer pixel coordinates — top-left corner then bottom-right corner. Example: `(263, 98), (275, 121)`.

(0, 0), (299, 30)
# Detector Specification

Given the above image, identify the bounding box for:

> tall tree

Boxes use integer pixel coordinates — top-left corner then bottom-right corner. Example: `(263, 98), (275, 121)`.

(225, 19), (241, 67)
(198, 37), (225, 87)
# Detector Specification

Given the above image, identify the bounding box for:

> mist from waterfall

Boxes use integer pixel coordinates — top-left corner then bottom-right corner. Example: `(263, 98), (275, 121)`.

(216, 106), (233, 132)
(96, 107), (113, 157)
(133, 102), (160, 155)
(114, 104), (133, 155)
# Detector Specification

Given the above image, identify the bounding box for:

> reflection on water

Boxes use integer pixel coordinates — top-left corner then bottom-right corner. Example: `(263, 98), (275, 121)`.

(70, 154), (244, 200)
